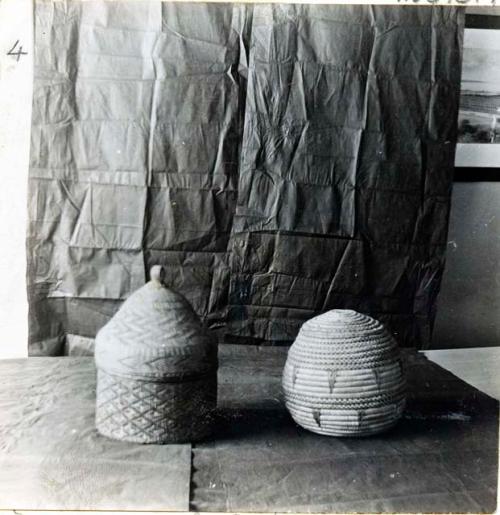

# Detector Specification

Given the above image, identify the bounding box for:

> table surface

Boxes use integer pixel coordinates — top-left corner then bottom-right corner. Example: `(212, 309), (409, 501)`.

(424, 347), (500, 401)
(0, 345), (498, 513)
(0, 358), (192, 511)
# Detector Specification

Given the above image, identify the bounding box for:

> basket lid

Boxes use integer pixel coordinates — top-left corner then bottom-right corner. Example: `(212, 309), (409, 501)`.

(95, 265), (216, 381)
(288, 309), (399, 369)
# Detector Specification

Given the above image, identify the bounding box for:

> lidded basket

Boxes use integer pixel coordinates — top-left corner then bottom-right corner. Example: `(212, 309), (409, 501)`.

(282, 310), (406, 437)
(95, 266), (217, 444)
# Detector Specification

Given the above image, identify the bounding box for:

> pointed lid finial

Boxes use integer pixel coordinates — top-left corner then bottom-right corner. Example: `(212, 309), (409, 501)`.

(150, 265), (164, 285)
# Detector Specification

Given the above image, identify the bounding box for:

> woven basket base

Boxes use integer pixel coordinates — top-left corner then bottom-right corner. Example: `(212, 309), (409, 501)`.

(285, 399), (406, 437)
(96, 369), (216, 444)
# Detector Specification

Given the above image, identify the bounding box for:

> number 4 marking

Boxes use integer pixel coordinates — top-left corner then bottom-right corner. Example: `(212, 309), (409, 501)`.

(7, 40), (27, 61)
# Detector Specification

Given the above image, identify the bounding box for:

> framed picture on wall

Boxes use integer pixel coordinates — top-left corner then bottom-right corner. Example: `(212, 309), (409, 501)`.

(455, 11), (500, 169)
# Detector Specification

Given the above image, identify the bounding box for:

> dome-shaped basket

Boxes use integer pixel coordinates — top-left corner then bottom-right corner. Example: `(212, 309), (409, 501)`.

(95, 266), (217, 444)
(282, 310), (406, 437)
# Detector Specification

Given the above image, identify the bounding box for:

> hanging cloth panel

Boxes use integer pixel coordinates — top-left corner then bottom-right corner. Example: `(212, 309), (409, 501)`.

(227, 5), (464, 347)
(27, 3), (464, 355)
(27, 2), (247, 355)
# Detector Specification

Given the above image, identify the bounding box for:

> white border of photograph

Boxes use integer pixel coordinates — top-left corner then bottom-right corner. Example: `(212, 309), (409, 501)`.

(0, 0), (31, 358)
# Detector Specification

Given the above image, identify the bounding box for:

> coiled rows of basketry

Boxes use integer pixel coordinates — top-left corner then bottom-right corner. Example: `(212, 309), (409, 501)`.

(282, 309), (406, 436)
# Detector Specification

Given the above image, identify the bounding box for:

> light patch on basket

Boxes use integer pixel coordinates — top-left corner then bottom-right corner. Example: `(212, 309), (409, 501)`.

(357, 410), (365, 430)
(327, 369), (337, 393)
(292, 364), (298, 387)
(372, 368), (381, 391)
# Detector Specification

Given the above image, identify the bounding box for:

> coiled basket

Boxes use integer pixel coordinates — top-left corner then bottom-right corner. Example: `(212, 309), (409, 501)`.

(282, 309), (406, 437)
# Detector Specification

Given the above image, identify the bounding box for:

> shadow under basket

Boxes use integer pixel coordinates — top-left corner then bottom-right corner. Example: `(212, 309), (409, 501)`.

(95, 369), (217, 444)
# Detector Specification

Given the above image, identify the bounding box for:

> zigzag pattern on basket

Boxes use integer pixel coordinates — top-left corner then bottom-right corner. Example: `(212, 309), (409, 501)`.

(282, 309), (406, 437)
(104, 287), (202, 349)
(96, 370), (216, 444)
(95, 282), (216, 380)
(94, 266), (218, 444)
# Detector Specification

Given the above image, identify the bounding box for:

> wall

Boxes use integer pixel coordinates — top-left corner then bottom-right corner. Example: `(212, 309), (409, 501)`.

(433, 182), (500, 348)
(432, 7), (500, 349)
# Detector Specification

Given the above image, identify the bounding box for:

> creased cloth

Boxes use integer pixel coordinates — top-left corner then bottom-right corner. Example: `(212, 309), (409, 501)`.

(27, 3), (464, 355)
(0, 358), (191, 510)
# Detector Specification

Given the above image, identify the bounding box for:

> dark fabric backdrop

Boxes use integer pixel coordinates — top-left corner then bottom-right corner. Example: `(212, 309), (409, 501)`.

(27, 3), (464, 355)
